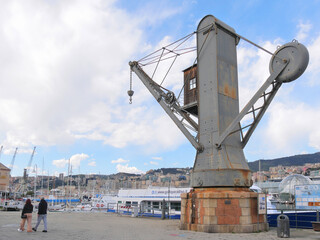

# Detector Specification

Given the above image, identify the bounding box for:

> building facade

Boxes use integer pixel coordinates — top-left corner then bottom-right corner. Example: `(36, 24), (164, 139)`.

(0, 163), (10, 191)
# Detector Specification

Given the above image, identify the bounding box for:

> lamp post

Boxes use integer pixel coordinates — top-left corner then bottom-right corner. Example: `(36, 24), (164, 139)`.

(167, 177), (171, 219)
(4, 186), (7, 205)
(47, 170), (49, 196)
(41, 157), (44, 196)
(33, 164), (37, 200)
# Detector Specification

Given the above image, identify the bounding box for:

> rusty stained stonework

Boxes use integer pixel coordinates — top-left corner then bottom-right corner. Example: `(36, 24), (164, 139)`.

(180, 188), (268, 233)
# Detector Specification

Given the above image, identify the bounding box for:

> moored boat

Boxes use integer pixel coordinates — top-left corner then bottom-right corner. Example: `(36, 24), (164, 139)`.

(1, 200), (24, 211)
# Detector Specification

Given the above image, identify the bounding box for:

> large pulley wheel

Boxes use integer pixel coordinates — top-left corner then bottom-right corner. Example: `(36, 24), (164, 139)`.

(269, 41), (309, 82)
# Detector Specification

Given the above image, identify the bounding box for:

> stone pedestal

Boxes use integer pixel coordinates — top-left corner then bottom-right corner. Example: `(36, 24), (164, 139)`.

(180, 188), (268, 233)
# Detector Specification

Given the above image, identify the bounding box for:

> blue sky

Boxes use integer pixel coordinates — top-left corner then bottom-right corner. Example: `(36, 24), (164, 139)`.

(0, 0), (320, 177)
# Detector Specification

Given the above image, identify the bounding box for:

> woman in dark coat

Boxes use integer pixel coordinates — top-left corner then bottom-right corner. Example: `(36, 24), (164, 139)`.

(18, 199), (33, 232)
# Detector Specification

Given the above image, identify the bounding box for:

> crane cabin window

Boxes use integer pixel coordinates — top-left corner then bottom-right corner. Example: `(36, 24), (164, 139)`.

(189, 77), (196, 90)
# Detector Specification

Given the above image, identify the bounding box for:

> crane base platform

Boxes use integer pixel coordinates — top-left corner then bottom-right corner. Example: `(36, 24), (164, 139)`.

(180, 188), (268, 233)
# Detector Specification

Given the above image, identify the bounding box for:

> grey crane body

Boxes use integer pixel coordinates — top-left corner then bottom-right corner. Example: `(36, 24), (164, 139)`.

(129, 15), (309, 189)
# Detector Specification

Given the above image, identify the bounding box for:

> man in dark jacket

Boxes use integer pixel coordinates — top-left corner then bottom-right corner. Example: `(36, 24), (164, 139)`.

(32, 197), (48, 232)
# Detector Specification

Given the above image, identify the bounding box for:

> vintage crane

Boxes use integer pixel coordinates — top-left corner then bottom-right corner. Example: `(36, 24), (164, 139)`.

(20, 146), (36, 194)
(9, 147), (18, 171)
(129, 15), (309, 233)
(25, 146), (36, 175)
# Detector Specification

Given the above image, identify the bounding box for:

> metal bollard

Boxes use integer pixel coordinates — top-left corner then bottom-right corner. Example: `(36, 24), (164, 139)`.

(161, 199), (166, 220)
(277, 214), (290, 238)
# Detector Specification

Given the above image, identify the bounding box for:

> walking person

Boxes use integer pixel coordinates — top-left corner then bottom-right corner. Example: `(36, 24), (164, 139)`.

(32, 197), (48, 232)
(18, 199), (33, 232)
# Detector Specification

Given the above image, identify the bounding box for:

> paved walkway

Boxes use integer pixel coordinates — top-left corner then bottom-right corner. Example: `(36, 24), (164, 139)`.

(0, 211), (320, 239)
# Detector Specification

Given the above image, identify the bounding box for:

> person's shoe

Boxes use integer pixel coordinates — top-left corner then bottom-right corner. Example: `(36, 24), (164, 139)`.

(42, 230), (47, 232)
(17, 229), (22, 232)
(32, 228), (37, 232)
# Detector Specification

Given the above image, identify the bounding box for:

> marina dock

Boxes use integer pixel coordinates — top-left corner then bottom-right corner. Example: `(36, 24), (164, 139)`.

(0, 211), (319, 239)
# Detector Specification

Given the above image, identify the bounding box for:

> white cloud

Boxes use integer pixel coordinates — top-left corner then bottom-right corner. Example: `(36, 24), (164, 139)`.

(88, 161), (96, 167)
(111, 158), (129, 164)
(150, 161), (158, 165)
(116, 164), (144, 174)
(306, 35), (320, 85)
(235, 27), (320, 159)
(152, 157), (162, 160)
(52, 159), (68, 168)
(237, 39), (283, 109)
(1, 1), (319, 167)
(0, 1), (143, 149)
(2, 146), (35, 155)
(52, 153), (89, 169)
(295, 21), (312, 42)
(72, 31), (196, 152)
(261, 102), (320, 156)
(0, 1), (191, 155)
(70, 153), (89, 168)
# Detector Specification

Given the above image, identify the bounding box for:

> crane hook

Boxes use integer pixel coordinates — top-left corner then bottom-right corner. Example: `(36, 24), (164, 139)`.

(127, 90), (134, 104)
(128, 69), (134, 104)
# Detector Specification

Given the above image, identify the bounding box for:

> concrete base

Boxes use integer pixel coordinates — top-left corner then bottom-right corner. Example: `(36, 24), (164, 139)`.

(180, 188), (269, 233)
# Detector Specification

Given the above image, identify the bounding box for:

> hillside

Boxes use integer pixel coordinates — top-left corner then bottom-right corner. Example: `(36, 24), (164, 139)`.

(248, 152), (320, 172)
(147, 167), (191, 175)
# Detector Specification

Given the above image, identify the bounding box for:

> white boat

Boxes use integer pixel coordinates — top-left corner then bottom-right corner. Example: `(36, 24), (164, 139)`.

(91, 194), (117, 211)
(48, 204), (65, 212)
(2, 200), (24, 211)
(75, 202), (93, 211)
(104, 185), (262, 217)
(106, 187), (191, 218)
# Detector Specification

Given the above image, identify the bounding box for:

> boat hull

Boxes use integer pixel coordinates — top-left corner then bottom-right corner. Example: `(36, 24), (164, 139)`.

(268, 211), (317, 229)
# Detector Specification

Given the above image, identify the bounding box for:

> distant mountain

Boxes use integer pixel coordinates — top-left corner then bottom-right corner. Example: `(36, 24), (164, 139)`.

(147, 168), (191, 175)
(248, 152), (320, 172)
